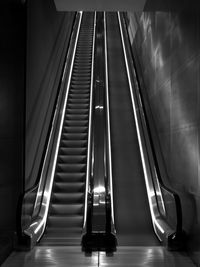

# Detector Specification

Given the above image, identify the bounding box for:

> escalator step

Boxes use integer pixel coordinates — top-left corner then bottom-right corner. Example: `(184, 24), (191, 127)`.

(54, 182), (85, 193)
(59, 147), (87, 155)
(64, 120), (88, 127)
(55, 172), (86, 182)
(58, 155), (87, 164)
(50, 204), (84, 215)
(65, 114), (88, 120)
(51, 192), (85, 204)
(48, 215), (83, 228)
(68, 93), (90, 99)
(62, 133), (87, 140)
(45, 227), (82, 236)
(68, 99), (89, 104)
(63, 126), (88, 133)
(56, 163), (86, 172)
(60, 140), (87, 147)
(66, 109), (89, 115)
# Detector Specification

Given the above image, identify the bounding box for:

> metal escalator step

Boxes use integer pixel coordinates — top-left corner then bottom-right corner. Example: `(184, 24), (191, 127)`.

(66, 109), (88, 115)
(63, 126), (88, 133)
(64, 120), (88, 127)
(72, 68), (91, 73)
(40, 231), (82, 245)
(49, 204), (84, 215)
(68, 96), (90, 101)
(74, 59), (91, 63)
(62, 133), (87, 140)
(51, 192), (84, 204)
(44, 227), (82, 237)
(60, 140), (87, 147)
(68, 93), (90, 99)
(71, 79), (90, 84)
(54, 182), (85, 193)
(56, 163), (86, 173)
(68, 99), (89, 105)
(58, 155), (87, 164)
(69, 89), (90, 94)
(59, 147), (87, 155)
(47, 215), (83, 228)
(55, 172), (86, 182)
(67, 103), (89, 109)
(65, 114), (88, 120)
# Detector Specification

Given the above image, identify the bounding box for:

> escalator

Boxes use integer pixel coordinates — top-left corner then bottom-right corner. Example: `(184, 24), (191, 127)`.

(21, 12), (95, 247)
(40, 12), (94, 246)
(105, 12), (185, 250)
(20, 11), (184, 252)
(106, 12), (159, 246)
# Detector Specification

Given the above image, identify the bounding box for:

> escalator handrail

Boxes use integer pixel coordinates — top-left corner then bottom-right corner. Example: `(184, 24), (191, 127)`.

(21, 12), (83, 248)
(118, 12), (184, 247)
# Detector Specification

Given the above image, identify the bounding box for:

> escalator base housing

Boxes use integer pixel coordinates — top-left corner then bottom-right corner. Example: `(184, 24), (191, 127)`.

(82, 232), (117, 252)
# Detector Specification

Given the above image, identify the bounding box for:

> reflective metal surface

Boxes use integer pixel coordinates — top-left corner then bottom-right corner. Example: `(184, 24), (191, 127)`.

(2, 247), (98, 267)
(2, 246), (195, 266)
(99, 246), (195, 266)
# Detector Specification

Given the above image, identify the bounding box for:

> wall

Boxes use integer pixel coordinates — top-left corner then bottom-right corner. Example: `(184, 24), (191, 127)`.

(54, 0), (146, 11)
(26, 0), (74, 190)
(127, 8), (200, 264)
(0, 1), (25, 264)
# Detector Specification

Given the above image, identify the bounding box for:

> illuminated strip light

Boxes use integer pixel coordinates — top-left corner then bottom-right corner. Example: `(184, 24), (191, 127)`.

(31, 12), (83, 236)
(117, 12), (164, 236)
(83, 12), (97, 229)
(104, 12), (115, 229)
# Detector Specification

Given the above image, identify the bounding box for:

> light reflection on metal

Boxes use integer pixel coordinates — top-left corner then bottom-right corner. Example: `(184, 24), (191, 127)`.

(104, 11), (115, 230)
(83, 12), (97, 229)
(95, 105), (104, 110)
(24, 12), (83, 243)
(94, 185), (105, 193)
(118, 12), (166, 239)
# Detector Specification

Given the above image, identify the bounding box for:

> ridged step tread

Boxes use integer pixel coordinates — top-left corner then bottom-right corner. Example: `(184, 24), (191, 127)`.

(58, 155), (87, 163)
(62, 133), (88, 140)
(56, 163), (86, 172)
(51, 192), (85, 204)
(59, 147), (87, 155)
(50, 204), (84, 215)
(53, 182), (85, 193)
(47, 215), (83, 228)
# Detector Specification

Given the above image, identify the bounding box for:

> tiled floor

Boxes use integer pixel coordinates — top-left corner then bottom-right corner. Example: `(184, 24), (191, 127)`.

(2, 246), (195, 267)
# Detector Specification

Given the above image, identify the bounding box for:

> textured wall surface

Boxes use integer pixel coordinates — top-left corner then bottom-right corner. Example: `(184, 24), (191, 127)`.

(127, 9), (200, 263)
(26, 0), (74, 189)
